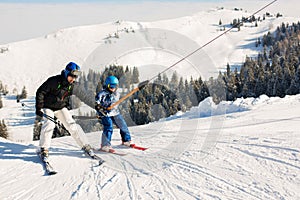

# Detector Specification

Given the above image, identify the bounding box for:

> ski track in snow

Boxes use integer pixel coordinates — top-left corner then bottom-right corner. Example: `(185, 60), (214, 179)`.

(1, 94), (300, 199)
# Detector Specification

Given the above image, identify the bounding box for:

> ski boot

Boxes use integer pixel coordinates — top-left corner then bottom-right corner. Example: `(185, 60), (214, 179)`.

(82, 144), (95, 157)
(83, 144), (105, 165)
(122, 141), (133, 147)
(40, 147), (49, 162)
(100, 145), (116, 153)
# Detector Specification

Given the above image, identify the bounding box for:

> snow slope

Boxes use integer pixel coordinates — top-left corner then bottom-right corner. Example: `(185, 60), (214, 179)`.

(0, 94), (299, 200)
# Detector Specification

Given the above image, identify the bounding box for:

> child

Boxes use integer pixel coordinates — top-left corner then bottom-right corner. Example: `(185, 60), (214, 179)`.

(95, 76), (132, 153)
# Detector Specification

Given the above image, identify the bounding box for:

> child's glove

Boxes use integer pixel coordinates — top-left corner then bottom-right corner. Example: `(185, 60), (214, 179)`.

(95, 104), (108, 115)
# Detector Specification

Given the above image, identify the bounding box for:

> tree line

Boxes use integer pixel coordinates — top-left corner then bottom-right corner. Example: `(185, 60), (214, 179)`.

(223, 21), (300, 101)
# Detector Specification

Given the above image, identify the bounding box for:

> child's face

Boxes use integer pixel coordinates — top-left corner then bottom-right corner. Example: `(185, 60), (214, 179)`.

(109, 87), (117, 92)
(108, 84), (117, 92)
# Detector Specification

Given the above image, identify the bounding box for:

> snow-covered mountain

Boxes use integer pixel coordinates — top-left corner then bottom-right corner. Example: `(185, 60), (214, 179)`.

(1, 4), (300, 200)
(0, 7), (299, 95)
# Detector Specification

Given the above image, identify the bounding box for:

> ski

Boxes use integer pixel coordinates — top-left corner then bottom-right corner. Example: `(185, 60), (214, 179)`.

(128, 144), (148, 151)
(37, 152), (57, 176)
(82, 145), (106, 165)
(94, 148), (127, 156)
(84, 151), (106, 165)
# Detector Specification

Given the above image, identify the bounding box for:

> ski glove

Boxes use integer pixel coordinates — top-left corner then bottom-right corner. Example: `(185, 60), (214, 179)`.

(36, 109), (44, 118)
(95, 104), (108, 115)
(138, 80), (149, 90)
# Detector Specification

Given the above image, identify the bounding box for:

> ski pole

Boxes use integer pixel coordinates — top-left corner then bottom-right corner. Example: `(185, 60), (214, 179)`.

(41, 113), (72, 135)
(21, 102), (70, 134)
(106, 1), (277, 110)
(72, 115), (102, 120)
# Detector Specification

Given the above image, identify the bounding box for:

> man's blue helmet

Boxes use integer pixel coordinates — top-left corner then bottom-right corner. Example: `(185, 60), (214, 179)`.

(105, 75), (119, 89)
(64, 62), (81, 78)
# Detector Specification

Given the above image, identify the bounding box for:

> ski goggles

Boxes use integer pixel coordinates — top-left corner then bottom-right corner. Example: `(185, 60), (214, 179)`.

(108, 84), (118, 89)
(69, 70), (81, 78)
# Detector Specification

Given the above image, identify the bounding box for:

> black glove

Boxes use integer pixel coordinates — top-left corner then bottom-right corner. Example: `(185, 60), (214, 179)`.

(138, 80), (149, 90)
(95, 104), (108, 115)
(36, 109), (44, 118)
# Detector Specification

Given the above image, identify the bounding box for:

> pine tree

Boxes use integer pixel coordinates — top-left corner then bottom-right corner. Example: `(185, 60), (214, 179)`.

(178, 77), (185, 101)
(287, 67), (300, 94)
(151, 104), (166, 121)
(0, 81), (3, 94)
(132, 67), (140, 83)
(21, 86), (27, 99)
(155, 73), (162, 85)
(162, 73), (169, 86)
(0, 119), (9, 139)
(33, 117), (42, 140)
(188, 77), (198, 106)
(0, 96), (3, 108)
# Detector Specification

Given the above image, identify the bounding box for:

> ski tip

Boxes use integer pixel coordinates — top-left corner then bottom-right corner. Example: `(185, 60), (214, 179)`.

(99, 160), (105, 166)
(130, 144), (148, 151)
(47, 171), (57, 175)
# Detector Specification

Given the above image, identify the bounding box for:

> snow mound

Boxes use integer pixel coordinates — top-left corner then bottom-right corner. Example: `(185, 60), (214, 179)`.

(169, 94), (293, 120)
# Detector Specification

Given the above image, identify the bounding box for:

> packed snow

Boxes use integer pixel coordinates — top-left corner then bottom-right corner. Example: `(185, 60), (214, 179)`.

(0, 93), (299, 199)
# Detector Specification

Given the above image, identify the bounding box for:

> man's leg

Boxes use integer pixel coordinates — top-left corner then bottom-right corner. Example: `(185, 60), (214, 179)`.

(39, 109), (55, 150)
(55, 108), (88, 148)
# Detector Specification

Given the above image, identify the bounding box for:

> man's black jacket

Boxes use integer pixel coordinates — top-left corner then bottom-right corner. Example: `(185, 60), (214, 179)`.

(36, 71), (94, 112)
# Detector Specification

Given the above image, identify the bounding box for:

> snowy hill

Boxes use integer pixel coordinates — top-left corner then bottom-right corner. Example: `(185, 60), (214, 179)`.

(0, 94), (300, 199)
(0, 7), (299, 95)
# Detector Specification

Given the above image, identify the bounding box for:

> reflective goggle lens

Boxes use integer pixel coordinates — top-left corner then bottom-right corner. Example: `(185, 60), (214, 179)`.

(71, 70), (81, 76)
(108, 84), (117, 89)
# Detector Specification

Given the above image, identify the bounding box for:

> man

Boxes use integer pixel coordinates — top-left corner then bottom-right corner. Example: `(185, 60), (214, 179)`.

(95, 75), (132, 153)
(36, 62), (98, 160)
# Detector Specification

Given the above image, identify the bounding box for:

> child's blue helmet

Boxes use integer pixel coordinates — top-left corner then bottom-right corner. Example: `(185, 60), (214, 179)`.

(64, 62), (81, 78)
(105, 75), (119, 89)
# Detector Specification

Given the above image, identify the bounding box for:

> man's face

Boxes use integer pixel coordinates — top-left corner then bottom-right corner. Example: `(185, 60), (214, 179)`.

(67, 75), (77, 83)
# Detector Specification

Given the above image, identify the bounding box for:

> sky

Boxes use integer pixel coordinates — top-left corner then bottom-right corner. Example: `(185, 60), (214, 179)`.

(0, 0), (224, 2)
(0, 0), (290, 45)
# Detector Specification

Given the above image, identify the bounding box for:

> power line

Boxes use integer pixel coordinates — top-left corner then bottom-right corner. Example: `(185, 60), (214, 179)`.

(109, 0), (278, 109)
(148, 0), (278, 82)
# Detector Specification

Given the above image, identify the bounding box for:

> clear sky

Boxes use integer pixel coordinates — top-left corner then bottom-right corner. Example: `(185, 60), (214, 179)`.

(0, 0), (298, 44)
(0, 0), (225, 2)
(0, 0), (229, 44)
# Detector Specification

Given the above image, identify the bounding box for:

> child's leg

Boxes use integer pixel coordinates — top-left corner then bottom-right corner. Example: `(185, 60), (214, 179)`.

(113, 114), (131, 142)
(101, 116), (114, 146)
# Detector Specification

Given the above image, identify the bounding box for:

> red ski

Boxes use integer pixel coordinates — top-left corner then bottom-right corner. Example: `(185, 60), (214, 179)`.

(129, 144), (148, 151)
